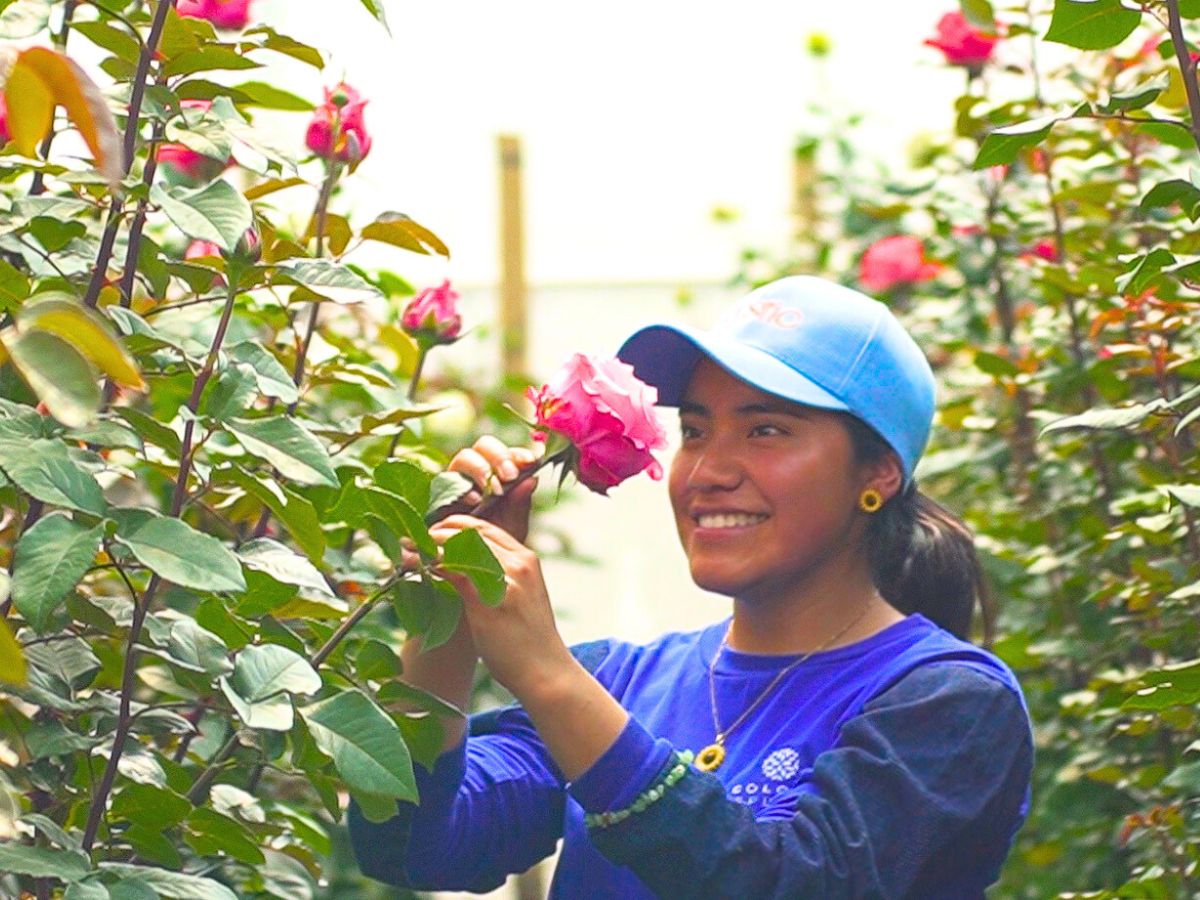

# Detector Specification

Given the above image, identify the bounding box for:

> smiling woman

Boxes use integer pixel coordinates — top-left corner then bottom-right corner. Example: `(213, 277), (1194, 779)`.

(349, 275), (1035, 898)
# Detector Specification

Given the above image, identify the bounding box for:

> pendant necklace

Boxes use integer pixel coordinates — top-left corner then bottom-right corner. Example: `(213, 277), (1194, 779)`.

(694, 603), (874, 773)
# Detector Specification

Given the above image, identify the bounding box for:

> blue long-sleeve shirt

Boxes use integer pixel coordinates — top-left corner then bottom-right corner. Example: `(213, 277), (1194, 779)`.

(350, 613), (1034, 898)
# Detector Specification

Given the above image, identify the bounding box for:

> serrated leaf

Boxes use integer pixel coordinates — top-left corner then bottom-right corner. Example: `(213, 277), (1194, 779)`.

(111, 508), (246, 592)
(273, 258), (383, 304)
(220, 644), (321, 731)
(237, 537), (333, 597)
(12, 513), (104, 631)
(1044, 0), (1142, 50)
(0, 437), (105, 514)
(440, 528), (506, 606)
(0, 843), (91, 881)
(301, 690), (417, 801)
(151, 179), (253, 251)
(5, 329), (101, 427)
(227, 341), (298, 403)
(225, 416), (338, 486)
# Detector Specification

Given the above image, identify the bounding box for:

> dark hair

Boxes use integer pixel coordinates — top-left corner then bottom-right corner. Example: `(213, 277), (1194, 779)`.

(843, 416), (996, 647)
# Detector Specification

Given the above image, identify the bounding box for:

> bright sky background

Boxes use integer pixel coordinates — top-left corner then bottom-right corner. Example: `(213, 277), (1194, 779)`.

(263, 0), (969, 287)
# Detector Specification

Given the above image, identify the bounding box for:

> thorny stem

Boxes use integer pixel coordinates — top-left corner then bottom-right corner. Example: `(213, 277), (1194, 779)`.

(1166, 0), (1200, 156)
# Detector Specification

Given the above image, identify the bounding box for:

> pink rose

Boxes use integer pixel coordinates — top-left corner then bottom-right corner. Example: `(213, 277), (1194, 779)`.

(401, 280), (463, 345)
(859, 235), (942, 293)
(178, 0), (253, 30)
(0, 94), (9, 145)
(1030, 239), (1060, 262)
(305, 83), (372, 164)
(925, 12), (999, 69)
(185, 239), (222, 259)
(527, 353), (668, 494)
(157, 101), (228, 184)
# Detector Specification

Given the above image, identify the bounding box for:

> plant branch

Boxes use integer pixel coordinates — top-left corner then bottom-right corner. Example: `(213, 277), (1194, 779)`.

(1166, 0), (1200, 156)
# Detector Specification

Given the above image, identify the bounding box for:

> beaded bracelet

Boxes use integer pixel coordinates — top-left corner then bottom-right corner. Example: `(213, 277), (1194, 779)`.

(583, 750), (694, 830)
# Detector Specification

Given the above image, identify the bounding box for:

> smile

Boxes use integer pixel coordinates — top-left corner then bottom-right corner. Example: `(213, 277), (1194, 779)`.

(694, 513), (769, 529)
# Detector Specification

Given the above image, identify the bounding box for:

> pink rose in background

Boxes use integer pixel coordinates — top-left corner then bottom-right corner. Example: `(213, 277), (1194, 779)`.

(1030, 240), (1060, 262)
(401, 280), (463, 345)
(178, 0), (254, 30)
(0, 95), (9, 145)
(859, 235), (942, 293)
(925, 12), (1000, 69)
(157, 100), (228, 184)
(185, 240), (222, 260)
(527, 353), (668, 494)
(305, 83), (372, 164)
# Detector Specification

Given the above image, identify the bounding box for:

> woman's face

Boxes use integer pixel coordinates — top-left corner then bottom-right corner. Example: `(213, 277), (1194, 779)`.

(668, 357), (890, 603)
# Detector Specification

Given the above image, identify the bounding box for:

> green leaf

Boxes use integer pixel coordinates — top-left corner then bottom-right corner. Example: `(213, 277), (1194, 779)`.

(973, 350), (1020, 378)
(165, 618), (232, 676)
(73, 20), (141, 65)
(162, 46), (262, 78)
(1040, 399), (1168, 434)
(440, 528), (506, 606)
(225, 416), (338, 487)
(427, 471), (473, 519)
(12, 513), (104, 631)
(375, 459), (432, 511)
(244, 25), (324, 69)
(6, 329), (101, 427)
(229, 80), (314, 111)
(959, 0), (997, 33)
(98, 864), (239, 900)
(1161, 484), (1200, 507)
(111, 508), (246, 593)
(393, 575), (463, 651)
(151, 179), (253, 252)
(1103, 71), (1170, 113)
(1139, 179), (1200, 220)
(363, 487), (436, 556)
(110, 783), (192, 829)
(1044, 0), (1141, 50)
(116, 407), (182, 455)
(200, 361), (257, 421)
(0, 843), (91, 880)
(358, 0), (391, 32)
(0, 617), (26, 686)
(300, 690), (417, 801)
(0, 437), (106, 514)
(228, 341), (299, 403)
(973, 116), (1057, 169)
(183, 807), (265, 865)
(220, 644), (321, 731)
(361, 212), (450, 258)
(1115, 248), (1176, 295)
(222, 467), (325, 561)
(237, 537), (334, 598)
(64, 880), (111, 900)
(273, 258), (383, 304)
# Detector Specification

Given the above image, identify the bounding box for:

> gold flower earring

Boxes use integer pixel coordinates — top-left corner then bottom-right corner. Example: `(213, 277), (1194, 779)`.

(858, 488), (883, 513)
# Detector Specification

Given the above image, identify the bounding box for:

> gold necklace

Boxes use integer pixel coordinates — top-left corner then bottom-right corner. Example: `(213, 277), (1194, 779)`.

(694, 603), (873, 773)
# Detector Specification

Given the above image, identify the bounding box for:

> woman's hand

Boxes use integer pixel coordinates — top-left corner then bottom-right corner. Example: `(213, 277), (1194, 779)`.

(429, 513), (574, 700)
(443, 435), (541, 542)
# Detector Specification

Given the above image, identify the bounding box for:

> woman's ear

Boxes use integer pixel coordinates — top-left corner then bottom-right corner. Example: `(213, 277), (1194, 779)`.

(864, 450), (905, 503)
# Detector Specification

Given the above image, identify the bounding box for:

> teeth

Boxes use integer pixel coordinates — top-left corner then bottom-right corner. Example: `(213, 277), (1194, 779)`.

(696, 513), (768, 529)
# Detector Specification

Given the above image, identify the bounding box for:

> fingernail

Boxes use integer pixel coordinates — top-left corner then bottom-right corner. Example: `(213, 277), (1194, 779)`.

(490, 475), (505, 495)
(500, 461), (519, 480)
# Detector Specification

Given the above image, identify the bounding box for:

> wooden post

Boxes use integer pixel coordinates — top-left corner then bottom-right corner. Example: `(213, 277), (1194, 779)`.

(498, 134), (527, 379)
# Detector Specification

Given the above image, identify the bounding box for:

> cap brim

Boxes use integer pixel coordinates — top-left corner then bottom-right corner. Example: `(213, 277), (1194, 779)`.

(616, 324), (849, 413)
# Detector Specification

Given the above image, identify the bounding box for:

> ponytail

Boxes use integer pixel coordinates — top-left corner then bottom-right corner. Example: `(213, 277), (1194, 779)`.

(844, 417), (995, 646)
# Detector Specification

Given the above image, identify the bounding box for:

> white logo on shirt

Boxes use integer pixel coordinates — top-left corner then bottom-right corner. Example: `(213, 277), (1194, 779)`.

(762, 747), (801, 782)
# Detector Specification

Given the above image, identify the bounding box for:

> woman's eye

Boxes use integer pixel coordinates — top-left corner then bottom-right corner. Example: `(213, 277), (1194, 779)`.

(751, 423), (786, 437)
(680, 423), (701, 440)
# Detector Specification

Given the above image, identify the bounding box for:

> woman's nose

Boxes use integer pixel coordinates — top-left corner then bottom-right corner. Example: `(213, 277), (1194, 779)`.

(686, 443), (743, 492)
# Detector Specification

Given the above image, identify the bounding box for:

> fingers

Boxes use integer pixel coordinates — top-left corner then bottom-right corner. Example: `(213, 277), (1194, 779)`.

(447, 436), (541, 498)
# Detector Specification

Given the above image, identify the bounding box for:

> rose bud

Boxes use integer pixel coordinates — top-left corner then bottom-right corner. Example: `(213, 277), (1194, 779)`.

(185, 240), (223, 260)
(304, 82), (372, 163)
(924, 11), (1000, 74)
(401, 280), (463, 346)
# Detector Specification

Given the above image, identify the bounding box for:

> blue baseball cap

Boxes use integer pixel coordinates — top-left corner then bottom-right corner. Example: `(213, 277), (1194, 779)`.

(615, 275), (936, 485)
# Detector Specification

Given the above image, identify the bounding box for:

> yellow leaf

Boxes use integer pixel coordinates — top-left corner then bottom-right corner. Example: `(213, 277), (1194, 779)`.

(19, 295), (144, 389)
(0, 615), (27, 688)
(4, 58), (55, 156)
(7, 48), (123, 189)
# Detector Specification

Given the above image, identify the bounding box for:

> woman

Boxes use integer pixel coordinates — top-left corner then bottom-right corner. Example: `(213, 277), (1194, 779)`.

(349, 275), (1035, 898)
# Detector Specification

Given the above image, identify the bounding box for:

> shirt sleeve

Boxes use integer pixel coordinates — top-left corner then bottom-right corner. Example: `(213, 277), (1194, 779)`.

(580, 662), (1035, 900)
(348, 640), (614, 892)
